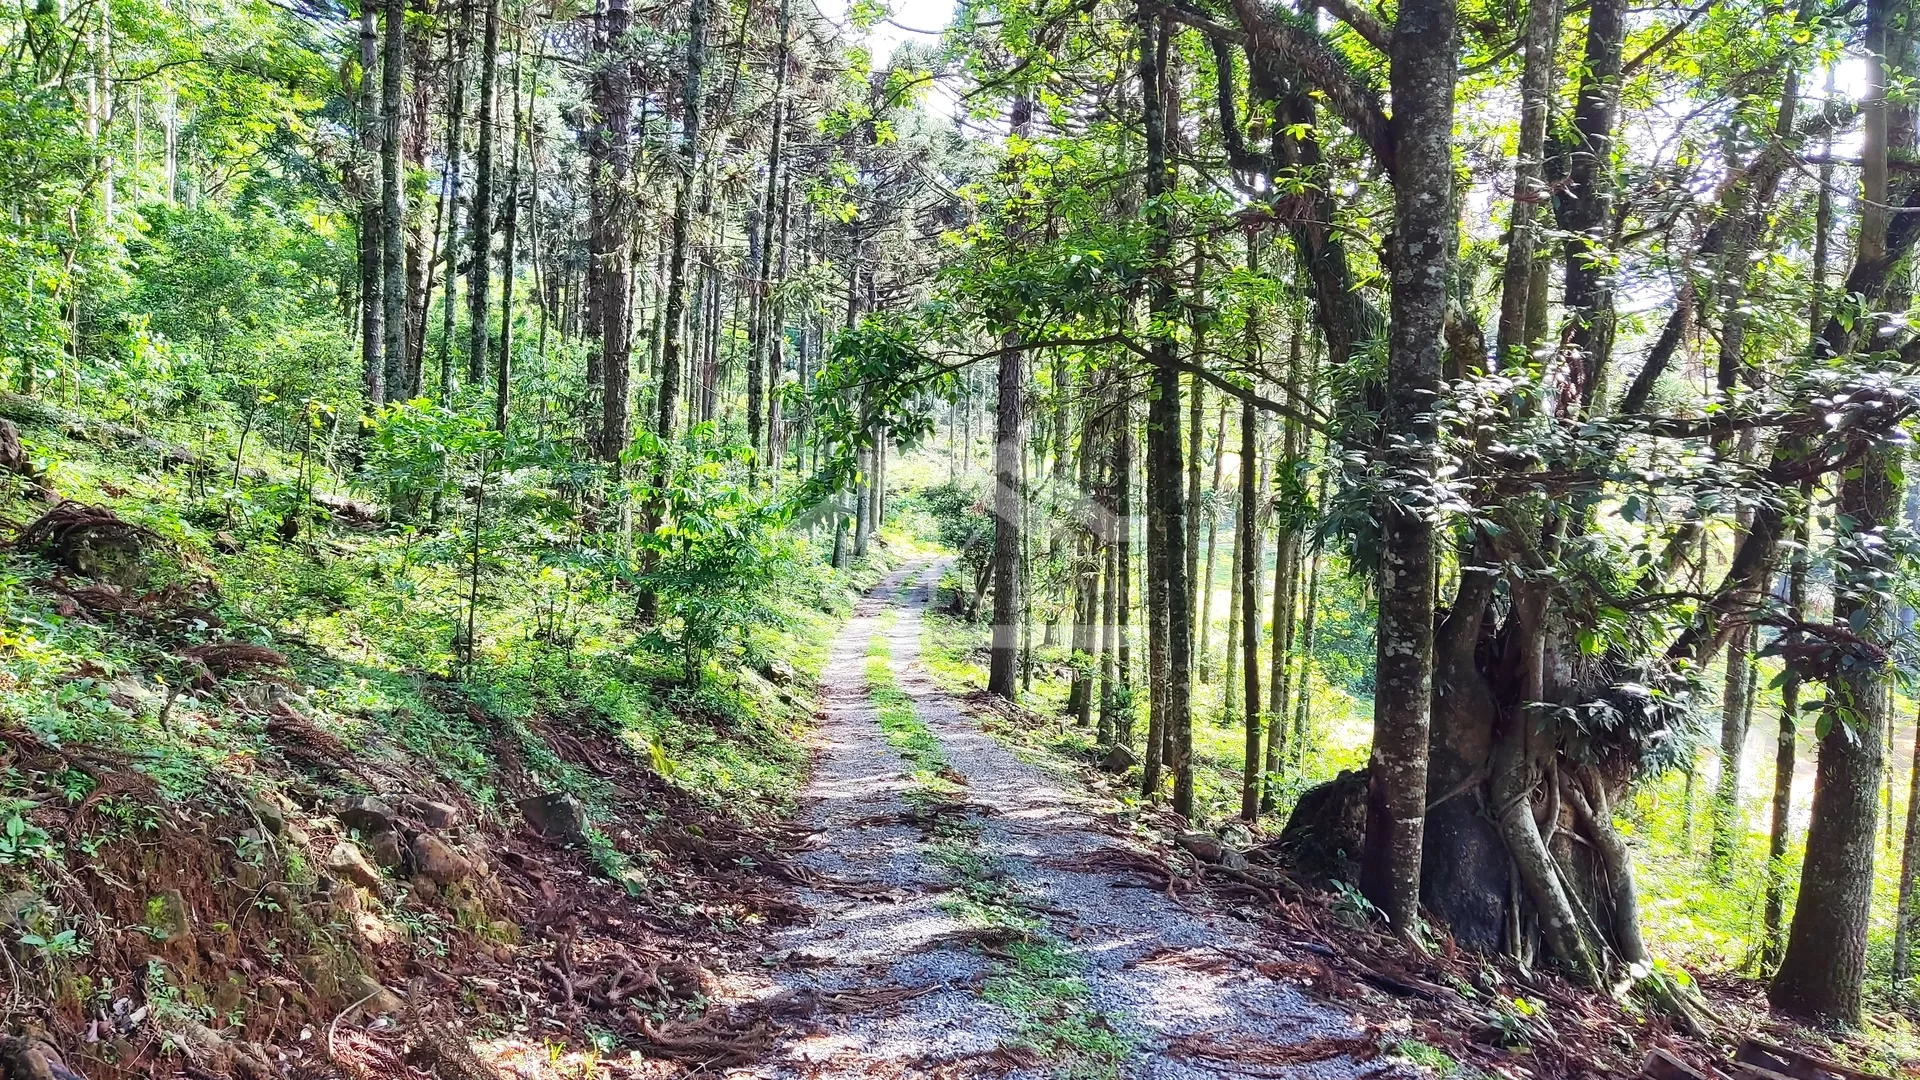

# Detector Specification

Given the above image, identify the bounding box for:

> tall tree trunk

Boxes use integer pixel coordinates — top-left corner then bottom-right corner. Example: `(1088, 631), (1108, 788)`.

(1292, 526), (1321, 755)
(1493, 0), (1559, 362)
(1361, 0), (1455, 934)
(656, 0), (709, 442)
(379, 0), (409, 401)
(1143, 401), (1168, 795)
(1137, 6), (1193, 814)
(1711, 618), (1753, 867)
(1238, 400), (1263, 820)
(987, 93), (1032, 700)
(1771, 0), (1907, 1019)
(1197, 400), (1227, 681)
(1557, 0), (1625, 410)
(1185, 373), (1203, 640)
(1770, 448), (1896, 1023)
(747, 0), (790, 478)
(437, 0), (470, 404)
(595, 0), (632, 465)
(359, 2), (385, 409)
(1115, 403), (1135, 744)
(1223, 474), (1243, 722)
(1893, 703), (1920, 981)
(1097, 410), (1120, 746)
(1762, 504), (1810, 971)
(1263, 505), (1298, 802)
(495, 37), (527, 432)
(462, 0), (491, 388)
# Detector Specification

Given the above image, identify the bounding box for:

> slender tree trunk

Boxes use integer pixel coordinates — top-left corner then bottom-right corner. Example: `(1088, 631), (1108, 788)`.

(1097, 413), (1120, 745)
(1711, 617), (1753, 867)
(1292, 530), (1321, 755)
(1262, 512), (1298, 804)
(1137, 7), (1193, 814)
(655, 0), (709, 441)
(1143, 400), (1168, 795)
(359, 3), (385, 409)
(1493, 0), (1559, 362)
(747, 0), (790, 478)
(1893, 703), (1920, 981)
(1762, 504), (1809, 971)
(380, 0), (409, 400)
(1771, 449), (1896, 1023)
(1558, 0), (1625, 409)
(1185, 373), (1203, 639)
(1223, 477), (1243, 722)
(495, 42), (529, 432)
(595, 0), (632, 466)
(437, 0), (471, 404)
(1361, 0), (1456, 935)
(988, 93), (1032, 700)
(1116, 404), (1135, 744)
(1197, 401), (1227, 681)
(468, 0), (499, 386)
(1238, 400), (1263, 820)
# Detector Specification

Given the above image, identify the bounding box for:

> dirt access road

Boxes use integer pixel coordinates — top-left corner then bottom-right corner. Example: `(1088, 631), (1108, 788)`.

(727, 560), (1407, 1080)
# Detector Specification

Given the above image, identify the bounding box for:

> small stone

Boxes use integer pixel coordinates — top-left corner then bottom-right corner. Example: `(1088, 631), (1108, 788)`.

(105, 675), (161, 711)
(248, 796), (287, 837)
(348, 974), (404, 1016)
(326, 841), (384, 892)
(230, 683), (275, 712)
(1176, 831), (1224, 864)
(366, 830), (405, 870)
(1099, 743), (1138, 774)
(334, 796), (397, 837)
(0, 1036), (57, 1080)
(0, 890), (40, 929)
(398, 797), (461, 830)
(148, 888), (195, 944)
(518, 792), (588, 846)
(408, 834), (471, 886)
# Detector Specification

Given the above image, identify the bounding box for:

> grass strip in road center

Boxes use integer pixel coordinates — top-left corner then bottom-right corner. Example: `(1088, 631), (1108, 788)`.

(863, 622), (1131, 1080)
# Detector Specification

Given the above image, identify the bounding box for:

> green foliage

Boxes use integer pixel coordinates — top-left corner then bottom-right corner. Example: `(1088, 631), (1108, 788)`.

(631, 425), (802, 684)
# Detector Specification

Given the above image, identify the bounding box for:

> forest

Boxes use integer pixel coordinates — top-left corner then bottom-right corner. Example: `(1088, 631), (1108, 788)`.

(0, 0), (1917, 1069)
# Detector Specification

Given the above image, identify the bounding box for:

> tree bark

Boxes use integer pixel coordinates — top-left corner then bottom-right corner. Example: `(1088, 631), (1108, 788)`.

(987, 94), (1032, 700)
(1115, 403), (1135, 744)
(594, 0), (631, 465)
(495, 43), (528, 432)
(1197, 400), (1228, 681)
(1710, 617), (1753, 868)
(359, 1), (385, 409)
(655, 0), (709, 442)
(1556, 0), (1625, 410)
(1239, 400), (1263, 820)
(1136, 7), (1192, 813)
(747, 0), (791, 479)
(1762, 504), (1809, 971)
(436, 0), (470, 404)
(1361, 0), (1454, 934)
(379, 0), (409, 401)
(1770, 447), (1897, 1024)
(1493, 0), (1559, 364)
(1893, 703), (1920, 981)
(1771, 0), (1907, 1019)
